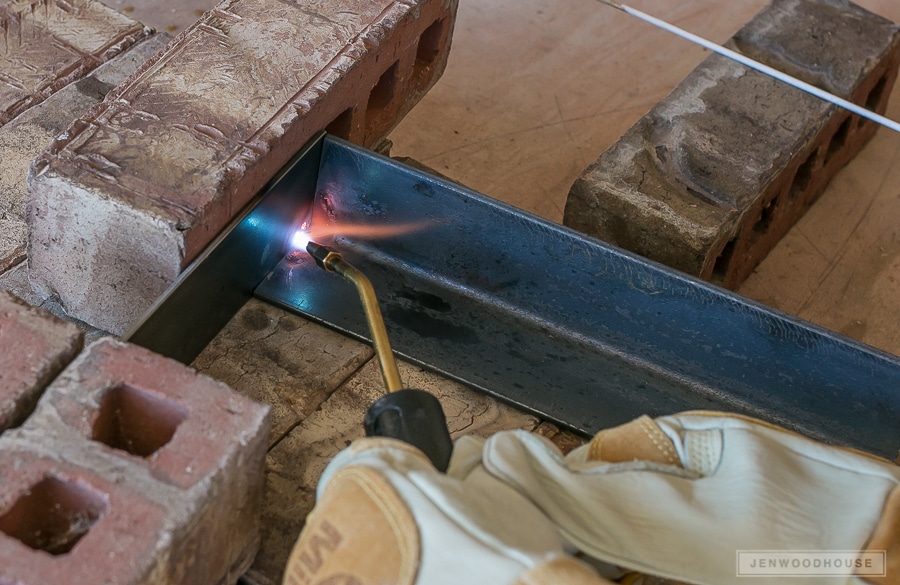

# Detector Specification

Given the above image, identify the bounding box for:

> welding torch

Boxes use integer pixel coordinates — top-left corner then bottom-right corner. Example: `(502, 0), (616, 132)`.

(306, 241), (453, 472)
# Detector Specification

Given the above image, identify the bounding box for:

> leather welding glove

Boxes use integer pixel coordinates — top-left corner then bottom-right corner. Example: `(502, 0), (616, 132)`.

(282, 435), (613, 585)
(479, 411), (900, 585)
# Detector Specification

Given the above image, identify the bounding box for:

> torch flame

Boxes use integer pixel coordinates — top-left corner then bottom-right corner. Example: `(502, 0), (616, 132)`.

(289, 219), (312, 250)
(289, 210), (433, 253)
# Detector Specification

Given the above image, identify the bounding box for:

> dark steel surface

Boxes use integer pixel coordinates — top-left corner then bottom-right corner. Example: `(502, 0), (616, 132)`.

(125, 134), (325, 363)
(256, 136), (900, 458)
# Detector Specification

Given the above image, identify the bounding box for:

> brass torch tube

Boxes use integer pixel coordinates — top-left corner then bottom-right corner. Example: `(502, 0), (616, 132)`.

(323, 254), (404, 393)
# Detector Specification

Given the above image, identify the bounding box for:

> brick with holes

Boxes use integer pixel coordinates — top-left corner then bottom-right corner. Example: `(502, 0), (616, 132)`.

(27, 0), (458, 334)
(564, 0), (900, 289)
(0, 290), (82, 434)
(0, 445), (170, 584)
(0, 337), (271, 584)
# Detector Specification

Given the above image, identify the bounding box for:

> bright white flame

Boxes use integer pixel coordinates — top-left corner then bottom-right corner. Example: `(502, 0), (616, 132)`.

(291, 229), (311, 250)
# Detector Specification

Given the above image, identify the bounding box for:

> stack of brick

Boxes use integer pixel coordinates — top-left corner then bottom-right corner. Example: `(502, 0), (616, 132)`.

(564, 0), (900, 289)
(0, 290), (271, 585)
(0, 0), (462, 580)
(0, 0), (152, 273)
(27, 0), (459, 335)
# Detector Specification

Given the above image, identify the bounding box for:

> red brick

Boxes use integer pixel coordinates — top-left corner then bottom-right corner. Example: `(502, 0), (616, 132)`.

(0, 0), (149, 126)
(39, 337), (269, 487)
(27, 0), (459, 334)
(0, 290), (82, 433)
(0, 447), (169, 584)
(564, 0), (900, 288)
(16, 337), (271, 584)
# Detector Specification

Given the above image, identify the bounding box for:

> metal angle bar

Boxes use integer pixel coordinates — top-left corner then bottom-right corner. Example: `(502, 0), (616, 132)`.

(255, 136), (900, 459)
(125, 133), (326, 363)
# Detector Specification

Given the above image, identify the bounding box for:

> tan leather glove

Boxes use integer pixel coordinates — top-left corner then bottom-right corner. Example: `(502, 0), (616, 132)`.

(283, 436), (613, 585)
(480, 411), (900, 585)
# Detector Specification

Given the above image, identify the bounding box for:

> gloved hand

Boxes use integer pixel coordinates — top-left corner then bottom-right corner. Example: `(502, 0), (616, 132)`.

(282, 435), (613, 585)
(480, 411), (900, 585)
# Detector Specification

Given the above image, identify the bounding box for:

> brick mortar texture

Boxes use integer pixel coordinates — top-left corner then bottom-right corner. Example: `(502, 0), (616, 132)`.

(564, 0), (900, 289)
(0, 289), (82, 433)
(0, 0), (149, 126)
(0, 33), (170, 275)
(27, 0), (459, 335)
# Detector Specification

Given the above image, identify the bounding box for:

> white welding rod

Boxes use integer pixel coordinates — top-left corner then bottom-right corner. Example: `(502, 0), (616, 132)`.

(596, 0), (900, 134)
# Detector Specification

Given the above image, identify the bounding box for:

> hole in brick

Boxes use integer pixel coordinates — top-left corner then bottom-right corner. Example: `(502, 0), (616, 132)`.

(0, 476), (106, 555)
(325, 108), (353, 139)
(789, 149), (817, 200)
(711, 237), (737, 284)
(415, 19), (445, 69)
(92, 384), (188, 458)
(368, 61), (399, 113)
(753, 198), (776, 235)
(866, 74), (888, 112)
(859, 74), (889, 129)
(825, 117), (851, 164)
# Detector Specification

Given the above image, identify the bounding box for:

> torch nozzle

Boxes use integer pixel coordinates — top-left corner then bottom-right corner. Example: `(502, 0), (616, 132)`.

(305, 241), (335, 271)
(304, 241), (403, 393)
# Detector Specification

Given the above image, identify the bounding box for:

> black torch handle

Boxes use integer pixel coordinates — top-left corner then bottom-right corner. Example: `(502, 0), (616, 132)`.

(363, 388), (453, 472)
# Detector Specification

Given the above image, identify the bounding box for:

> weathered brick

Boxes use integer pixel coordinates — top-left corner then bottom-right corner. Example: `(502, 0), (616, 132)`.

(0, 290), (81, 433)
(250, 357), (537, 585)
(8, 337), (271, 584)
(27, 0), (458, 334)
(564, 0), (900, 288)
(191, 298), (374, 447)
(0, 261), (106, 343)
(0, 446), (170, 584)
(0, 33), (169, 273)
(0, 0), (149, 126)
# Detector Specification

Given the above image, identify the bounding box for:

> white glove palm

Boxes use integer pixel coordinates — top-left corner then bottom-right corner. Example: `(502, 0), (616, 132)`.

(480, 412), (900, 585)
